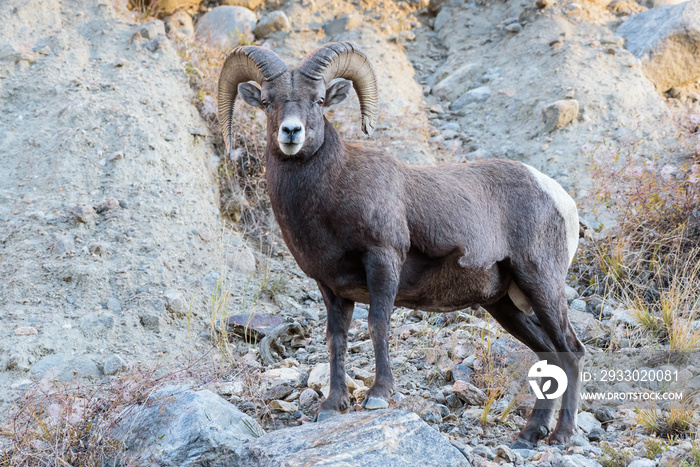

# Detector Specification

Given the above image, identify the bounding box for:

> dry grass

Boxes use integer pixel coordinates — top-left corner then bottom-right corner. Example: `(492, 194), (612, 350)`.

(0, 353), (230, 466)
(575, 119), (700, 350)
(637, 403), (699, 439)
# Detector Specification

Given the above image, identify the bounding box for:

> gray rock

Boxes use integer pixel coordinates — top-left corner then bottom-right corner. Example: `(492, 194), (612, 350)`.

(542, 99), (579, 132)
(137, 21), (166, 40)
(352, 306), (369, 319)
(618, 1), (700, 91)
(450, 86), (491, 110)
(195, 6), (256, 50)
(70, 205), (97, 224)
(323, 15), (363, 36)
(298, 388), (319, 409)
(434, 9), (451, 32)
(241, 410), (470, 466)
(164, 11), (195, 40)
(139, 312), (160, 332)
(453, 380), (486, 405)
(610, 308), (636, 325)
(31, 354), (101, 381)
(103, 355), (128, 375)
(505, 23), (523, 33)
(555, 454), (602, 467)
(496, 445), (516, 462)
(570, 299), (587, 312)
(577, 411), (602, 433)
(587, 427), (605, 442)
(472, 444), (495, 459)
(565, 286), (579, 301)
(164, 289), (187, 316)
(568, 308), (608, 343)
(254, 11), (291, 38)
(627, 459), (656, 467)
(117, 387), (264, 466)
(594, 407), (615, 423)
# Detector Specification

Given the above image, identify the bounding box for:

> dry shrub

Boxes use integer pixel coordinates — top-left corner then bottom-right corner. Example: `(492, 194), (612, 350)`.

(175, 39), (273, 250)
(128, 0), (200, 18)
(0, 353), (231, 466)
(575, 120), (700, 322)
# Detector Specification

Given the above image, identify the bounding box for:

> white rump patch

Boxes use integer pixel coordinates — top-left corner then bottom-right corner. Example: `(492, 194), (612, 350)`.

(508, 282), (534, 316)
(522, 163), (579, 264)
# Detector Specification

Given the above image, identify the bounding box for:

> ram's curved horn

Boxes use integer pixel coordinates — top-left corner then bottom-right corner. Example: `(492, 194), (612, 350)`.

(298, 42), (378, 136)
(218, 46), (288, 153)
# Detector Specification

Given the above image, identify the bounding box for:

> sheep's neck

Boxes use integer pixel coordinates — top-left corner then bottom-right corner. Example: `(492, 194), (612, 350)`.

(265, 118), (348, 274)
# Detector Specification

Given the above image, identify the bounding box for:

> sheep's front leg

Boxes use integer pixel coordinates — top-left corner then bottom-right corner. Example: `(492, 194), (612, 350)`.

(315, 282), (354, 422)
(361, 249), (401, 410)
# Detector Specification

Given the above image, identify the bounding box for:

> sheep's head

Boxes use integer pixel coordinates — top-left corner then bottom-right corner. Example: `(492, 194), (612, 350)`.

(218, 42), (378, 158)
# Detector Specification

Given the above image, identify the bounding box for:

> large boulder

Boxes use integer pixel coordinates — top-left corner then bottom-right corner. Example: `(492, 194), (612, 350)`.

(116, 387), (264, 466)
(195, 6), (256, 50)
(241, 410), (470, 466)
(617, 1), (700, 91)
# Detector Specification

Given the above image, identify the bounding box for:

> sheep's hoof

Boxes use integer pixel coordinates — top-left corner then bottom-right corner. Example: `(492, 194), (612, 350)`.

(314, 410), (341, 422)
(361, 396), (389, 410)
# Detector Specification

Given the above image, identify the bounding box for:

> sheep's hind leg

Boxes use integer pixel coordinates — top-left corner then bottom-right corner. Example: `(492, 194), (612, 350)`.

(361, 249), (401, 410)
(517, 279), (586, 445)
(484, 294), (560, 447)
(315, 282), (354, 422)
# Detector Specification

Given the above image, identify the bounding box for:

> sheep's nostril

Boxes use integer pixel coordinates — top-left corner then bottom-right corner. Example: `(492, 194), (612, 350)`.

(282, 125), (301, 136)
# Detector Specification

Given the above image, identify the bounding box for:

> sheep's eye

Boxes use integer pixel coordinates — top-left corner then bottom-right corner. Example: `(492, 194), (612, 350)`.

(316, 98), (325, 106)
(261, 99), (269, 109)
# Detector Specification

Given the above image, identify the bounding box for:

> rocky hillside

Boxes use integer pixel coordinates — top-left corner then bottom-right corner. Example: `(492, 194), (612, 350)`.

(1, 0), (700, 465)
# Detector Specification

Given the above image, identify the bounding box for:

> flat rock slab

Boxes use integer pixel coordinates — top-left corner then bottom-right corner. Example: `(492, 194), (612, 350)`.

(241, 409), (470, 467)
(226, 313), (283, 340)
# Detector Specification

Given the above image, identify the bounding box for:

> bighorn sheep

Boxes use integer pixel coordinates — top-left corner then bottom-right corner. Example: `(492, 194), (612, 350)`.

(218, 42), (585, 446)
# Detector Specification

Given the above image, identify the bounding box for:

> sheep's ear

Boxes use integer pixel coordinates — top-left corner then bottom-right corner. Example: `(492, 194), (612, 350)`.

(238, 82), (264, 109)
(325, 79), (351, 107)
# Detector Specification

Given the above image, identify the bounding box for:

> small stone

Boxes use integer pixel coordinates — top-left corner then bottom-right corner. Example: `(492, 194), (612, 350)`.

(198, 229), (213, 242)
(577, 411), (602, 433)
(505, 23), (523, 33)
(298, 388), (319, 409)
(99, 197), (120, 212)
(452, 380), (486, 405)
(254, 11), (291, 38)
(570, 299), (587, 312)
(14, 326), (38, 336)
(164, 10), (194, 40)
(264, 383), (293, 401)
(450, 86), (491, 111)
(109, 151), (124, 161)
(627, 459), (656, 467)
(270, 400), (298, 413)
(70, 205), (97, 224)
(472, 445), (495, 459)
(587, 427), (605, 442)
(352, 306), (369, 319)
(164, 289), (187, 316)
(496, 445), (516, 462)
(308, 363), (355, 393)
(139, 313), (160, 332)
(542, 99), (579, 132)
(103, 355), (128, 375)
(138, 21), (165, 40)
(565, 286), (579, 301)
(594, 407), (615, 423)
